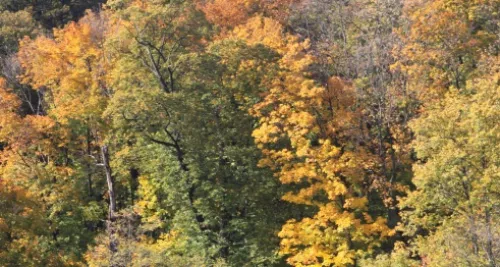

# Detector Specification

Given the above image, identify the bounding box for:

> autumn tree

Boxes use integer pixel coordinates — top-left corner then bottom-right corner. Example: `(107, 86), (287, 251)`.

(399, 54), (500, 267)
(9, 12), (115, 265)
(396, 0), (500, 98)
(0, 0), (498, 266)
(237, 15), (394, 266)
(87, 1), (290, 265)
(199, 0), (299, 29)
(382, 0), (500, 266)
(289, 0), (417, 252)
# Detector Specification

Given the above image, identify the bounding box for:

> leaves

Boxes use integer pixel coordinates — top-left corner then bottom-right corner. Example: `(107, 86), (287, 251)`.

(0, 0), (498, 266)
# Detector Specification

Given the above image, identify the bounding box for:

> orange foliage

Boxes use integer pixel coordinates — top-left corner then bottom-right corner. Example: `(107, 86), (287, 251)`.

(200, 0), (255, 28)
(199, 0), (299, 28)
(394, 0), (497, 99)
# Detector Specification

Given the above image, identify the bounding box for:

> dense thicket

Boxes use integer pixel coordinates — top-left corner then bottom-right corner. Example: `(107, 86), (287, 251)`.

(0, 0), (498, 266)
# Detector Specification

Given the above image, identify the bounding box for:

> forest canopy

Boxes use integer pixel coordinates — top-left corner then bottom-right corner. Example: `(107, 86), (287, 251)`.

(0, 0), (498, 266)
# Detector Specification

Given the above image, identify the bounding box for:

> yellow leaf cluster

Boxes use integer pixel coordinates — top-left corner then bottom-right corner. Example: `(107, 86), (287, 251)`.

(238, 15), (392, 266)
(18, 18), (108, 124)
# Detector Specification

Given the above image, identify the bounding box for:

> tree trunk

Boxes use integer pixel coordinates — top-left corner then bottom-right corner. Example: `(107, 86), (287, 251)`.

(101, 145), (116, 216)
(485, 209), (497, 267)
(87, 126), (93, 197)
(101, 145), (118, 266)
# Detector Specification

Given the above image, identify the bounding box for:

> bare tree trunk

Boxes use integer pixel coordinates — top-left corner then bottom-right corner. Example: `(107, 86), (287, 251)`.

(485, 209), (497, 267)
(87, 126), (93, 197)
(101, 145), (118, 266)
(102, 145), (116, 215)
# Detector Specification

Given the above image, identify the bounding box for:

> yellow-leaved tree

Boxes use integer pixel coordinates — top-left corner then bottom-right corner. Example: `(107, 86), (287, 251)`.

(14, 12), (122, 265)
(395, 0), (500, 99)
(234, 16), (393, 266)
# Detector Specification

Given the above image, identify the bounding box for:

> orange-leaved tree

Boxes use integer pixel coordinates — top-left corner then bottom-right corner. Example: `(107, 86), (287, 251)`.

(199, 0), (299, 29)
(395, 0), (500, 99)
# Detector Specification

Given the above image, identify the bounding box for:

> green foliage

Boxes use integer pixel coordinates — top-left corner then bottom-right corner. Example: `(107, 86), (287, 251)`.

(0, 10), (38, 55)
(0, 0), (498, 266)
(401, 56), (500, 266)
(359, 242), (419, 267)
(101, 2), (288, 263)
(0, 0), (104, 29)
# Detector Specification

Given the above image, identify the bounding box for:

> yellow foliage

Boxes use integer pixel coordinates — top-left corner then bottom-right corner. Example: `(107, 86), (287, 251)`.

(237, 15), (392, 265)
(18, 16), (108, 125)
(396, 0), (498, 99)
